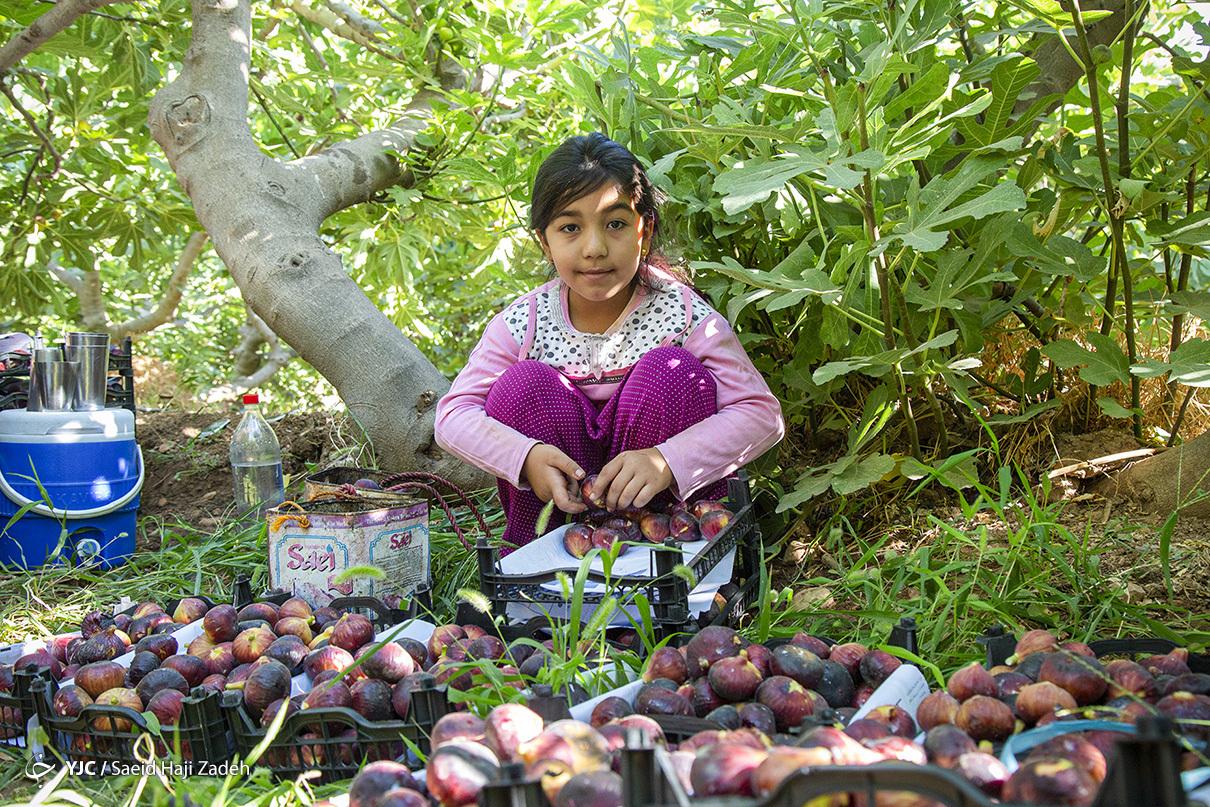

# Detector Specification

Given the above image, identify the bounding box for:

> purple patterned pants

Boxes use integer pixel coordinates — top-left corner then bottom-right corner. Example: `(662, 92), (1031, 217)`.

(484, 346), (729, 548)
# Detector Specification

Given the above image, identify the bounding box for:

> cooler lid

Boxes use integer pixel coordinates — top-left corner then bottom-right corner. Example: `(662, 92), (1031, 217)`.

(0, 408), (135, 440)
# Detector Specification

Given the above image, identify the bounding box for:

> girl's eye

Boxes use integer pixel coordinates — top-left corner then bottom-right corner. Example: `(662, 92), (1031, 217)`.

(608, 220), (628, 230)
(560, 224), (579, 233)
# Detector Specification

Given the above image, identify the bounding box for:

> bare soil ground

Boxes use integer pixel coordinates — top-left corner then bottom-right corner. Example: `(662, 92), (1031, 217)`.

(136, 409), (349, 547)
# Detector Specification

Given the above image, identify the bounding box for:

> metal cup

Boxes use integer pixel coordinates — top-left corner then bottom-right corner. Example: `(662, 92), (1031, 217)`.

(27, 348), (63, 412)
(33, 360), (79, 411)
(64, 332), (110, 411)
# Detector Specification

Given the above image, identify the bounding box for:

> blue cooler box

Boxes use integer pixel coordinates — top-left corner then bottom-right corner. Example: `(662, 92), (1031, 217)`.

(0, 408), (143, 569)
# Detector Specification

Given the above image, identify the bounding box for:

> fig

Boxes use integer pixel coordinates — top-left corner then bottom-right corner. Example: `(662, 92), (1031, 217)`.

(441, 637), (471, 663)
(708, 655), (763, 702)
(852, 683), (874, 708)
(751, 746), (834, 796)
(815, 660), (856, 708)
(590, 526), (627, 555)
(668, 511), (698, 541)
(589, 696), (632, 726)
(348, 760), (421, 807)
(863, 735), (927, 764)
(376, 791), (427, 807)
(827, 643), (867, 680)
(788, 632), (831, 658)
(553, 770), (622, 807)
(273, 616), (314, 645)
(698, 509), (733, 540)
(955, 695), (1015, 742)
(995, 670), (1033, 699)
(685, 626), (743, 676)
(232, 626), (276, 664)
(237, 602), (279, 625)
(200, 674), (227, 694)
(692, 499), (728, 519)
(304, 645), (355, 679)
(1012, 629), (1059, 661)
(186, 633), (216, 659)
(923, 724), (977, 768)
(427, 738), (500, 807)
(148, 688), (185, 726)
(302, 680), (353, 721)
(353, 477), (383, 491)
(225, 663), (253, 689)
(53, 685), (93, 718)
(432, 712), (486, 749)
(1164, 673), (1210, 697)
(360, 642), (416, 683)
(326, 614), (372, 653)
(1156, 691), (1210, 735)
(465, 636), (506, 662)
(91, 687), (143, 731)
(635, 685), (693, 717)
(262, 636), (307, 675)
(1016, 681), (1078, 724)
(76, 660), (127, 699)
(743, 644), (773, 678)
(638, 513), (670, 543)
(687, 677), (724, 717)
(1142, 648), (1192, 677)
(1028, 735), (1107, 784)
(390, 679), (413, 719)
(689, 742), (767, 796)
(704, 704), (742, 730)
(150, 622), (176, 636)
(485, 703), (545, 762)
(917, 690), (960, 731)
(131, 601), (165, 620)
(81, 610), (108, 638)
(956, 751), (1009, 796)
(350, 678), (395, 721)
(394, 637), (430, 670)
(845, 718), (891, 742)
(798, 725), (882, 766)
(1105, 659), (1158, 700)
(643, 646), (689, 685)
(1060, 641), (1095, 657)
(947, 662), (997, 702)
(277, 597), (313, 622)
(1015, 650), (1051, 681)
(605, 714), (663, 749)
(769, 645), (823, 690)
(428, 624), (467, 660)
(866, 704), (917, 738)
(133, 633), (178, 662)
(161, 654), (208, 687)
(1002, 757), (1096, 805)
(203, 605), (240, 643)
(242, 658), (292, 717)
(737, 702), (777, 735)
(1039, 653), (1108, 705)
(755, 675), (815, 732)
(857, 649), (901, 688)
(172, 597), (208, 625)
(563, 524), (594, 558)
(518, 719), (612, 775)
(135, 666), (190, 705)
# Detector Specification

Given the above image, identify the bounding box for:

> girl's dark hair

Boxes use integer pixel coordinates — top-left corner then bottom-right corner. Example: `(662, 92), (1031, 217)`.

(530, 132), (692, 289)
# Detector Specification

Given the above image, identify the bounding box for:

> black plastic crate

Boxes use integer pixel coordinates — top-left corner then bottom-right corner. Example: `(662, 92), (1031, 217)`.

(31, 677), (230, 777)
(220, 678), (450, 783)
(979, 624), (1210, 673)
(0, 666), (48, 749)
(473, 472), (762, 642)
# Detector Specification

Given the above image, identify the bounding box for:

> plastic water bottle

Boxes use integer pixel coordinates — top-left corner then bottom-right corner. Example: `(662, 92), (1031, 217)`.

(229, 393), (285, 515)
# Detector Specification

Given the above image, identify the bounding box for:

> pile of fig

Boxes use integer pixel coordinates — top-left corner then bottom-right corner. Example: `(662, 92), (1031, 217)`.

(562, 480), (735, 559)
(343, 704), (627, 807)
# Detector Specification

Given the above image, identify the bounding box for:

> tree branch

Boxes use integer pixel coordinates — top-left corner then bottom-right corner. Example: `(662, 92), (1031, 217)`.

(111, 232), (208, 341)
(79, 269), (108, 332)
(0, 0), (120, 73)
(0, 80), (61, 175)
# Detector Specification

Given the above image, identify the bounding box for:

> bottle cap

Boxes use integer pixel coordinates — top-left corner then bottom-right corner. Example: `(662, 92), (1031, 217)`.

(242, 393), (259, 405)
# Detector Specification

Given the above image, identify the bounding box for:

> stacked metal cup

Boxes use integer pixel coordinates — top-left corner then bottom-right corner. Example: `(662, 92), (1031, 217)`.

(63, 332), (110, 411)
(27, 347), (79, 412)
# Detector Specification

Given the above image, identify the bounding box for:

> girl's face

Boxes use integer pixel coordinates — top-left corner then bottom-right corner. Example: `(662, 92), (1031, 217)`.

(539, 182), (648, 308)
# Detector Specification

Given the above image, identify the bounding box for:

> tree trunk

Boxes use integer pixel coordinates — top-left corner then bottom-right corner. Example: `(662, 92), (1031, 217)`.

(1094, 429), (1210, 517)
(147, 0), (489, 488)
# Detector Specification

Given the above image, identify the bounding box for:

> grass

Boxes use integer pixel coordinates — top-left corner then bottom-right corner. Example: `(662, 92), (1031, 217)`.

(2, 469), (1208, 804)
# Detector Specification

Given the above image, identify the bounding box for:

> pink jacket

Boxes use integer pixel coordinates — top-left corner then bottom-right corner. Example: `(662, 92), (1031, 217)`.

(434, 273), (784, 500)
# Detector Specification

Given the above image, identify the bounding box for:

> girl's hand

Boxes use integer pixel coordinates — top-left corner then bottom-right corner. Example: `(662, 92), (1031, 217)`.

(597, 448), (673, 511)
(521, 443), (588, 514)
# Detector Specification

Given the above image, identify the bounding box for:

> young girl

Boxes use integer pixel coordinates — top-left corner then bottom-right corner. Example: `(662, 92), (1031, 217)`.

(434, 133), (784, 549)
